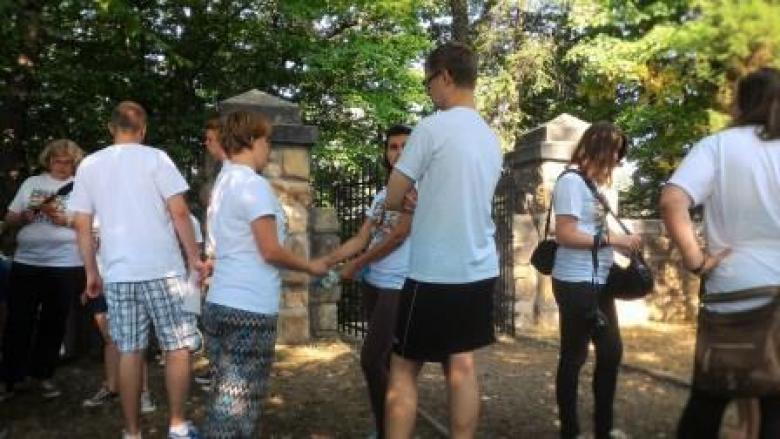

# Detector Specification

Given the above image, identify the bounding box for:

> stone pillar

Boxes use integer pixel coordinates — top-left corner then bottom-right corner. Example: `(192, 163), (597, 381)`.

(309, 208), (342, 337)
(509, 114), (591, 329)
(220, 90), (319, 343)
(624, 219), (701, 322)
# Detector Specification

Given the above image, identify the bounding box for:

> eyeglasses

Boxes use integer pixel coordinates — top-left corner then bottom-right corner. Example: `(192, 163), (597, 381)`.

(423, 71), (442, 89)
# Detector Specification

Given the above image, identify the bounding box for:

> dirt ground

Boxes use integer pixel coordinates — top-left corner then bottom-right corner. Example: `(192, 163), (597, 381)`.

(1, 322), (747, 438)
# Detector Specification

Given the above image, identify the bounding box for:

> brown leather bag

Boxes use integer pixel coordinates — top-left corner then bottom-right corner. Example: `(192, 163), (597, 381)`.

(693, 286), (780, 397)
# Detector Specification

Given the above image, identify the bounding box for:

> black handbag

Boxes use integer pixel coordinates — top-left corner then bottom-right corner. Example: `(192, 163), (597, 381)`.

(605, 252), (654, 300)
(578, 174), (654, 301)
(529, 195), (558, 275)
(529, 170), (582, 275)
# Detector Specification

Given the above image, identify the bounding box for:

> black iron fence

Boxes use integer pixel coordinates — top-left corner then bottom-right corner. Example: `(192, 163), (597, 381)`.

(314, 160), (383, 338)
(492, 166), (517, 336)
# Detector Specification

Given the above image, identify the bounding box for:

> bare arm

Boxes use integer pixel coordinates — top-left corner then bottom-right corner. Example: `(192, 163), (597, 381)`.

(385, 170), (414, 212)
(659, 184), (729, 273)
(323, 218), (373, 265)
(556, 214), (640, 252)
(342, 212), (412, 278)
(4, 210), (34, 228)
(73, 212), (102, 298)
(167, 194), (203, 275)
(252, 216), (328, 276)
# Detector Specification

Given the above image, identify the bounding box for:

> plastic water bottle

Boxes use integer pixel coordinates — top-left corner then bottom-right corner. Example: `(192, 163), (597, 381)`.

(182, 271), (201, 315)
(318, 269), (341, 289)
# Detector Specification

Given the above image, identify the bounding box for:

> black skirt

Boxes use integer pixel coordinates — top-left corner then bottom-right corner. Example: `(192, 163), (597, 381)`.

(392, 277), (497, 363)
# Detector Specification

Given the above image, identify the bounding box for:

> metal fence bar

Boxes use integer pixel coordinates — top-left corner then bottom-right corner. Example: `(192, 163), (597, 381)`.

(314, 160), (382, 338)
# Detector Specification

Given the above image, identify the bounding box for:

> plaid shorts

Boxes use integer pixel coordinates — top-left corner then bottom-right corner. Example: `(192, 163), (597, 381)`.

(105, 277), (200, 353)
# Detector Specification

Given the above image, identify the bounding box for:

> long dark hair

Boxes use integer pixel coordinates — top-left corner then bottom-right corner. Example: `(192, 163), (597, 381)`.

(569, 121), (628, 186)
(732, 67), (780, 140)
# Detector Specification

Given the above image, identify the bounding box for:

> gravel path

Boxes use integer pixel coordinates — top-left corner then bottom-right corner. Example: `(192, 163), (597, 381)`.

(3, 323), (747, 438)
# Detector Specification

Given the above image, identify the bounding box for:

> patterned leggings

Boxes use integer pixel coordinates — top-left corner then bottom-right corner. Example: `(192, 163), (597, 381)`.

(202, 302), (277, 438)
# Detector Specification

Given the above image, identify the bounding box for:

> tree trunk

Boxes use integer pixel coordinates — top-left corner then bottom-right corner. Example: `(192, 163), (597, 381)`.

(449, 0), (469, 44)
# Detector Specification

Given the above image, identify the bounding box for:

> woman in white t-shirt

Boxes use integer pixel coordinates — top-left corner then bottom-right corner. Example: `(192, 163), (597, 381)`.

(662, 67), (780, 438)
(551, 122), (641, 439)
(1, 139), (85, 401)
(202, 110), (328, 437)
(323, 124), (413, 436)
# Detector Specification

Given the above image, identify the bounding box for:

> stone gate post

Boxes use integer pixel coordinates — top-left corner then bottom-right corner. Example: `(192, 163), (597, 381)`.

(219, 90), (321, 343)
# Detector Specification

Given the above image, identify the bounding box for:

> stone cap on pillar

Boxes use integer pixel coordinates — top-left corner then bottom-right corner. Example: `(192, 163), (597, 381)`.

(510, 113), (590, 166)
(219, 89), (318, 147)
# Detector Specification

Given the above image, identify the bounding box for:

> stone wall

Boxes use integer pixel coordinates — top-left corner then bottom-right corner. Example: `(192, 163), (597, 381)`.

(308, 208), (342, 338)
(269, 146), (315, 344)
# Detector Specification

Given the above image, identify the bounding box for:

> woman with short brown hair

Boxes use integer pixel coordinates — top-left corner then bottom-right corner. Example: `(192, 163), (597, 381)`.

(203, 110), (328, 437)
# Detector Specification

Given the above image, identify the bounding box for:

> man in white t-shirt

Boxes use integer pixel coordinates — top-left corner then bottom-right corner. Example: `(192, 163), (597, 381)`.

(383, 43), (502, 438)
(70, 101), (205, 439)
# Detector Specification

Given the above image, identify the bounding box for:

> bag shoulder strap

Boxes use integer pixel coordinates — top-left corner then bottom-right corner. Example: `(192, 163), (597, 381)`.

(701, 286), (780, 304)
(565, 169), (632, 235)
(540, 169), (581, 239)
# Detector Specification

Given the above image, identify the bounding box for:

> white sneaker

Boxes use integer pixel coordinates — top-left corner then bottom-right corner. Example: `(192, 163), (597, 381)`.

(609, 429), (629, 439)
(83, 385), (118, 407)
(140, 391), (157, 414)
(40, 379), (61, 399)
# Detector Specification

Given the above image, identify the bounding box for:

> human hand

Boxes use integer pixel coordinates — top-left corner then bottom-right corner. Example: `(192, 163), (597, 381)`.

(39, 201), (59, 217)
(613, 234), (642, 253)
(85, 270), (103, 299)
(203, 258), (215, 277)
(189, 258), (208, 284)
(308, 257), (329, 277)
(340, 260), (360, 281)
(21, 209), (36, 224)
(689, 248), (731, 276)
(402, 188), (417, 213)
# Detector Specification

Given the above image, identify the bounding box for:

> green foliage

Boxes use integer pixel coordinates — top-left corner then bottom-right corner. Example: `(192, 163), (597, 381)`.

(0, 0), (430, 207)
(569, 0), (780, 215)
(470, 0), (778, 215)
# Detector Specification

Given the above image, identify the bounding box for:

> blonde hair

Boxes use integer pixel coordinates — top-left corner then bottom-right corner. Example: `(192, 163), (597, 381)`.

(39, 139), (84, 171)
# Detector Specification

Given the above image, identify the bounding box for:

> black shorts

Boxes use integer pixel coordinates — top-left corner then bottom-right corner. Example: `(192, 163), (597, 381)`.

(86, 294), (108, 315)
(393, 277), (496, 363)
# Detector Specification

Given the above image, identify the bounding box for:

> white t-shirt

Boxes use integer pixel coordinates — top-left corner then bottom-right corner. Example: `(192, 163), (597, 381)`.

(7, 173), (83, 267)
(394, 107), (502, 283)
(205, 160), (231, 258)
(363, 187), (410, 290)
(669, 126), (780, 293)
(206, 163), (287, 314)
(551, 171), (615, 284)
(69, 144), (189, 282)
